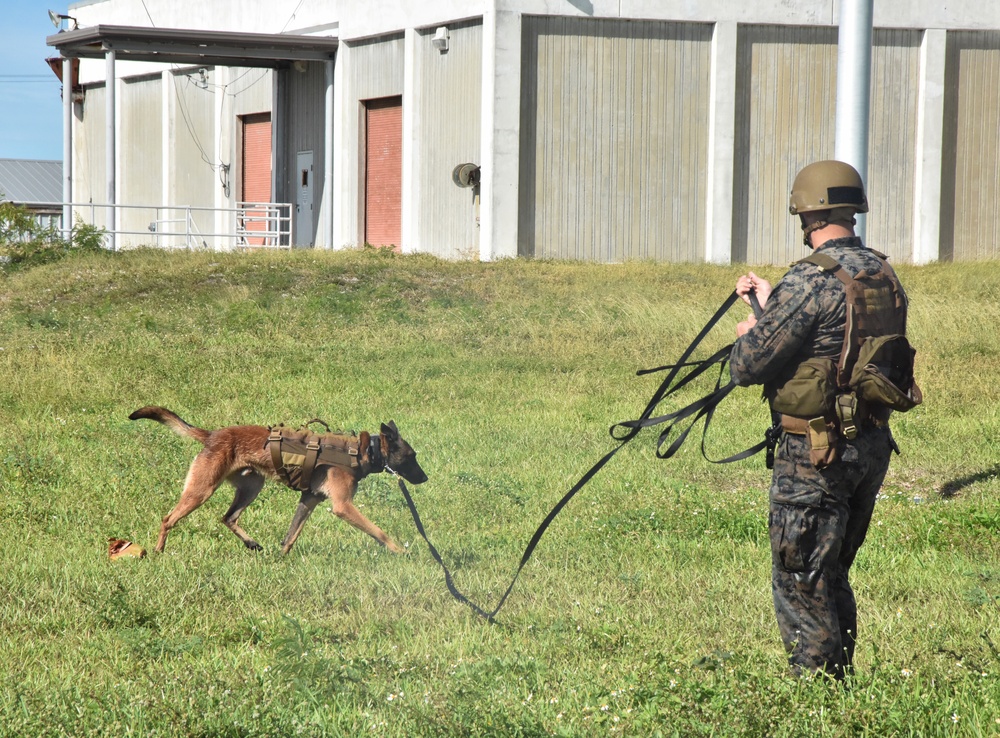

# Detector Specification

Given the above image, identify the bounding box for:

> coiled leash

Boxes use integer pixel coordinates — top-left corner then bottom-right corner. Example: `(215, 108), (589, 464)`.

(393, 289), (776, 622)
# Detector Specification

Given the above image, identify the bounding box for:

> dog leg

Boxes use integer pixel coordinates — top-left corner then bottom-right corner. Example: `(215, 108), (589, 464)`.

(331, 499), (405, 553)
(155, 451), (224, 553)
(280, 491), (326, 554)
(222, 469), (265, 551)
(320, 468), (405, 554)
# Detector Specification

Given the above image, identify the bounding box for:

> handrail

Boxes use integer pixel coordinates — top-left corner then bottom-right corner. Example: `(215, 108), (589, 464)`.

(63, 201), (294, 251)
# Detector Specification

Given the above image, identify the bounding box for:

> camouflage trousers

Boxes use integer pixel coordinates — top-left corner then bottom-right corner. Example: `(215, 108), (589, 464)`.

(769, 426), (893, 679)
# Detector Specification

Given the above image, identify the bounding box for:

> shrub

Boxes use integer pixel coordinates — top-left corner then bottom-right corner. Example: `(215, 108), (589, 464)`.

(0, 200), (106, 273)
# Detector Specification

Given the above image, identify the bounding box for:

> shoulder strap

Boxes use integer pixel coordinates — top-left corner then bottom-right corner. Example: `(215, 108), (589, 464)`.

(796, 251), (844, 275)
(795, 251), (855, 387)
(267, 426), (298, 490)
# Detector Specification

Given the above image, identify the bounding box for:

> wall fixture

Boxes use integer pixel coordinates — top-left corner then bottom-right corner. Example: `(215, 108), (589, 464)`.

(432, 26), (450, 53)
(452, 163), (480, 188)
(47, 10), (78, 31)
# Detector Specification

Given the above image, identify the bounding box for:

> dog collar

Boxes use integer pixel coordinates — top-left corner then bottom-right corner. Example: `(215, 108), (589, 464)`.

(368, 434), (386, 472)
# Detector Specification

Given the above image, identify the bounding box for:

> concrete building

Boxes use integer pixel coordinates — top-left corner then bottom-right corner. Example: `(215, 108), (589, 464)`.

(46, 1), (1000, 263)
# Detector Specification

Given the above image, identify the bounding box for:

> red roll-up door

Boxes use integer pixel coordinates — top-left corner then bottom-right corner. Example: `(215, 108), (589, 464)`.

(364, 97), (402, 249)
(242, 113), (272, 246)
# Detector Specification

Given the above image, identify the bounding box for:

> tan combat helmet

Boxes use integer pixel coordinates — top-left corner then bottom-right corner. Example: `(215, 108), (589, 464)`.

(788, 160), (869, 215)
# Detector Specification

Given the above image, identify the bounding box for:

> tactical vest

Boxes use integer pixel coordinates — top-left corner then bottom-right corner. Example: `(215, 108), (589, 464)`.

(265, 421), (374, 492)
(768, 249), (922, 464)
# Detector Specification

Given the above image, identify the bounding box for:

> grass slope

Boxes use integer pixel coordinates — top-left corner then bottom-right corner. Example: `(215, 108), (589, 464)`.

(0, 248), (997, 736)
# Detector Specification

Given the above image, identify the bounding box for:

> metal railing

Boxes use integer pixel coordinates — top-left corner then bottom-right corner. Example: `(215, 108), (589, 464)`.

(65, 201), (294, 251)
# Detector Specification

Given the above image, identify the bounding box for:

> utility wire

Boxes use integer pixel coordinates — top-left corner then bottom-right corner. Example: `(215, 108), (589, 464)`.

(280, 0), (308, 32)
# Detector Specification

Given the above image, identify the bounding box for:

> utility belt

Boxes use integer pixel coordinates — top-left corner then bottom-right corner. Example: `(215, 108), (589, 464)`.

(778, 395), (891, 469)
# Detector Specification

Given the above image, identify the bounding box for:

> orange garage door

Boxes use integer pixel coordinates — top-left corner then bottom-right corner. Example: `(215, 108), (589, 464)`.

(242, 113), (272, 246)
(364, 97), (402, 249)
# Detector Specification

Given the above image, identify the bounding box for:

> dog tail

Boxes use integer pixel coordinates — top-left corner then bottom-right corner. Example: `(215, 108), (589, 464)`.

(129, 406), (211, 445)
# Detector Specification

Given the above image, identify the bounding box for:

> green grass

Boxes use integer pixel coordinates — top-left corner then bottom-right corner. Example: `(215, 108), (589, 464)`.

(0, 247), (998, 736)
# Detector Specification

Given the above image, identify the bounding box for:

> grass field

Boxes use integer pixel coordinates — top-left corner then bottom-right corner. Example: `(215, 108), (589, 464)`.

(0, 246), (998, 736)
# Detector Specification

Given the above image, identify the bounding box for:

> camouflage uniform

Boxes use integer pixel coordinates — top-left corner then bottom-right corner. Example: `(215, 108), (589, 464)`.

(729, 236), (904, 679)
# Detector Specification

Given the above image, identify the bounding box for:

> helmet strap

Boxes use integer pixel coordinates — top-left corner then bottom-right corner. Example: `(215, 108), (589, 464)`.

(801, 218), (827, 247)
(800, 208), (857, 247)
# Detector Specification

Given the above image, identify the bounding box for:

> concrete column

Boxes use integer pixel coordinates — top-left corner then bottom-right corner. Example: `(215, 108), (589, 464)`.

(62, 56), (73, 240)
(705, 21), (738, 265)
(214, 66), (227, 250)
(322, 57), (335, 249)
(480, 10), (521, 261)
(401, 28), (418, 253)
(271, 69), (284, 244)
(105, 47), (116, 250)
(161, 70), (171, 244)
(912, 29), (946, 265)
(332, 44), (349, 248)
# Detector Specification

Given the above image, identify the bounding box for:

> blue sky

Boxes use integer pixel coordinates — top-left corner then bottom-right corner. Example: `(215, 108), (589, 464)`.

(0, 2), (66, 160)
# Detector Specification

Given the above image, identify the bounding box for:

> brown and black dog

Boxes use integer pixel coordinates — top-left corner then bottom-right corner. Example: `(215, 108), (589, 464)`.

(129, 406), (427, 554)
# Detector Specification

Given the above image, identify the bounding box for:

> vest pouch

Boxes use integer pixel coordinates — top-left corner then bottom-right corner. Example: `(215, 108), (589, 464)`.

(850, 334), (923, 412)
(768, 357), (836, 417)
(807, 416), (840, 469)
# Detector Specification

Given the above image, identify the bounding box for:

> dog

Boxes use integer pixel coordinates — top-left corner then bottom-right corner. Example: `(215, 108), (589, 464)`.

(129, 406), (427, 554)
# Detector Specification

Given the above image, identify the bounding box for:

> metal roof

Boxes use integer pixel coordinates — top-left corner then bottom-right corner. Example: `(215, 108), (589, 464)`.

(46, 25), (338, 69)
(0, 159), (63, 205)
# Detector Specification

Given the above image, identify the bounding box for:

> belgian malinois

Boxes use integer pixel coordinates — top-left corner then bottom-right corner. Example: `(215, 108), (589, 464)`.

(129, 406), (428, 554)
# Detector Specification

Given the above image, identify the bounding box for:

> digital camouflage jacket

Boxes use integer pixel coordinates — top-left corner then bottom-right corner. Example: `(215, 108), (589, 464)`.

(729, 237), (908, 395)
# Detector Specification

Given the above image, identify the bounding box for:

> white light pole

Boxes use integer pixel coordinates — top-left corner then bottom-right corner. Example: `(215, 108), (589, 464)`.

(834, 0), (874, 242)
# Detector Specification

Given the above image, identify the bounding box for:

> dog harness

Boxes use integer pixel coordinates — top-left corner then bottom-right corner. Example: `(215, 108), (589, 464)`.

(265, 420), (384, 492)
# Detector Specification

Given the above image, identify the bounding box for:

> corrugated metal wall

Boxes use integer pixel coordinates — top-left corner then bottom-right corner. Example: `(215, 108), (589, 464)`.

(120, 75), (163, 245)
(518, 17), (712, 262)
(867, 30), (920, 263)
(74, 84), (107, 227)
(941, 31), (1000, 261)
(281, 62), (324, 244)
(228, 67), (273, 119)
(341, 34), (405, 245)
(733, 26), (919, 265)
(733, 25), (838, 265)
(413, 20), (482, 258)
(169, 67), (215, 237)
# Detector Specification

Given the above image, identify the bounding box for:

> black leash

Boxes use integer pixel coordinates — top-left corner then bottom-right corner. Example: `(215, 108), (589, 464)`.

(395, 289), (772, 621)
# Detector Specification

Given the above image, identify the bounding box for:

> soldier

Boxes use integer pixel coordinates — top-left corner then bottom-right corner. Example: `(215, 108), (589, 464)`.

(729, 160), (910, 679)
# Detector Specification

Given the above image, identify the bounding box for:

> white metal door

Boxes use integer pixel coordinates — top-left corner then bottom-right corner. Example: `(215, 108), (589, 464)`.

(295, 150), (314, 245)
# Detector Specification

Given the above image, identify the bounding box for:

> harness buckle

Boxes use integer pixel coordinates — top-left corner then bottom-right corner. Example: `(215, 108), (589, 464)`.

(836, 393), (858, 440)
(764, 422), (781, 470)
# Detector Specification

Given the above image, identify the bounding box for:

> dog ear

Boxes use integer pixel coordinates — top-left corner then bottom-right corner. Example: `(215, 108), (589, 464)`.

(380, 421), (399, 439)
